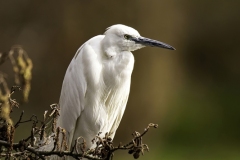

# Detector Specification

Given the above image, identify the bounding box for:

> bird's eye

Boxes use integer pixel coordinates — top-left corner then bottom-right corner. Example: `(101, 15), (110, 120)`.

(124, 34), (131, 40)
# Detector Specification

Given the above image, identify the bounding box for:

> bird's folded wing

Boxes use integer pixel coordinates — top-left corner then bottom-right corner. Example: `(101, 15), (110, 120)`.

(58, 47), (87, 142)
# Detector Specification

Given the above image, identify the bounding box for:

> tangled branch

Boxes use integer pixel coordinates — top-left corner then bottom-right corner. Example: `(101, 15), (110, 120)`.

(0, 91), (158, 159)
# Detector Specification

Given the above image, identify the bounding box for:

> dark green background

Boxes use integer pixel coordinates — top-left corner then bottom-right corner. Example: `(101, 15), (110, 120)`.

(1, 0), (240, 159)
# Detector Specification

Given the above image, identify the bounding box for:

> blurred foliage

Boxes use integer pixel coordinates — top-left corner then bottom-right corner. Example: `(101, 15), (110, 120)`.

(9, 46), (33, 103)
(0, 46), (32, 152)
(0, 46), (32, 103)
(0, 0), (240, 159)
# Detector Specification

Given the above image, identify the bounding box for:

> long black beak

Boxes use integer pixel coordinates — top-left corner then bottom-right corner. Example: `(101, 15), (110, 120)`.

(131, 36), (175, 50)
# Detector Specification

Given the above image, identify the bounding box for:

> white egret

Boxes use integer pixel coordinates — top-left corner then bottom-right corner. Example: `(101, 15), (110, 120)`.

(57, 24), (175, 151)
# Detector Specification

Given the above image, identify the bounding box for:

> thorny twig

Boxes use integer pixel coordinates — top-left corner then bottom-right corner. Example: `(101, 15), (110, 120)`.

(14, 111), (38, 129)
(87, 123), (158, 160)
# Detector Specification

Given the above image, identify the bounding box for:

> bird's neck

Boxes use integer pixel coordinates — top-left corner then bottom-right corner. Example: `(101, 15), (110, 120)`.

(103, 47), (121, 58)
(101, 36), (122, 58)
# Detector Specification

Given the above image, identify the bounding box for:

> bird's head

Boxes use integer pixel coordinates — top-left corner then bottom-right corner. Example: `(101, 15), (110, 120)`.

(103, 24), (175, 53)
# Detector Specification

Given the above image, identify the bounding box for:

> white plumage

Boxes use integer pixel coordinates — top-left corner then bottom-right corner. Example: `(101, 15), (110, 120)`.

(57, 24), (175, 153)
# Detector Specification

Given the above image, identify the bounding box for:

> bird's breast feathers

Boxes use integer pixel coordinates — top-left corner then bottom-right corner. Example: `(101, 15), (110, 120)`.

(79, 36), (134, 133)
